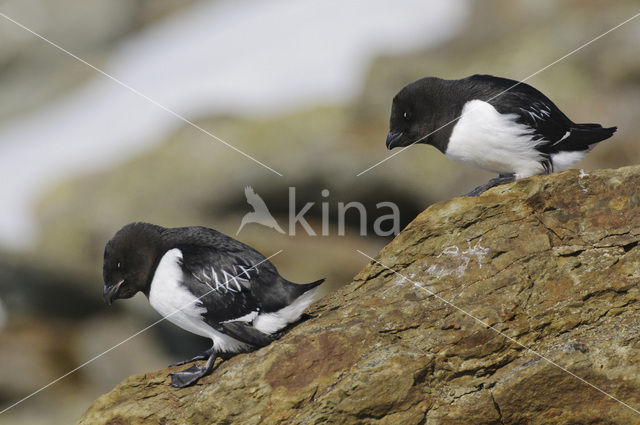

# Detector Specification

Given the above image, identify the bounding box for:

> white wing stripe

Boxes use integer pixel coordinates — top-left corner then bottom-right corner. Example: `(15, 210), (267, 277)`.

(551, 130), (571, 146)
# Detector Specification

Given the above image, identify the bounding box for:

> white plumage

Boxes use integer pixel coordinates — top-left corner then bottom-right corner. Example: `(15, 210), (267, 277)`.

(253, 287), (319, 334)
(102, 222), (324, 387)
(551, 150), (588, 171)
(149, 248), (252, 353)
(446, 100), (547, 178)
(148, 248), (320, 352)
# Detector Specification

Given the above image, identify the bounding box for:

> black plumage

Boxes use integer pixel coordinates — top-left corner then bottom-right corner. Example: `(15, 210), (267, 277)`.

(386, 74), (616, 195)
(470, 75), (615, 167)
(102, 222), (324, 387)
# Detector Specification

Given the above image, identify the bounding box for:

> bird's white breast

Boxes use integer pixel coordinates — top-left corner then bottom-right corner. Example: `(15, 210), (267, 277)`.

(149, 249), (212, 338)
(148, 248), (250, 353)
(446, 100), (546, 178)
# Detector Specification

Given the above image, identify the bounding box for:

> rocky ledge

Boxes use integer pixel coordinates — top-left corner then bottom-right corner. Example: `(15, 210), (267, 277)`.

(80, 166), (640, 425)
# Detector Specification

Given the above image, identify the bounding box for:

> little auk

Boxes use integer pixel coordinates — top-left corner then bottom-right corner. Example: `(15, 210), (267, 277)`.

(102, 222), (324, 387)
(386, 74), (616, 196)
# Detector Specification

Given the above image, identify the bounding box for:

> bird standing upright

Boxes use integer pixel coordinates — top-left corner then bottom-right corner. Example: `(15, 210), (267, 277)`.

(386, 74), (616, 196)
(102, 222), (323, 387)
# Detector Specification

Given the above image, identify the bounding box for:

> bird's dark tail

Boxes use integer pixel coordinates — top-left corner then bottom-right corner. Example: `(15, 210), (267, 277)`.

(571, 124), (617, 149)
(287, 278), (325, 299)
(254, 277), (325, 311)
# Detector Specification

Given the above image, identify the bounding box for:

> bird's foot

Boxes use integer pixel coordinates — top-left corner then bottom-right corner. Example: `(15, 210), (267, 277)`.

(170, 364), (209, 388)
(168, 348), (214, 367)
(464, 173), (515, 197)
(170, 351), (219, 388)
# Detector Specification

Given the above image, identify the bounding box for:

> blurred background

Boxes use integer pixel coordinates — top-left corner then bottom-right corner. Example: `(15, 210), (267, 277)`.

(0, 0), (638, 423)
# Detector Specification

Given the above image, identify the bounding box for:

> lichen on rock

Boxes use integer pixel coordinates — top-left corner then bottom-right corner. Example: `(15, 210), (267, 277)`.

(80, 166), (640, 425)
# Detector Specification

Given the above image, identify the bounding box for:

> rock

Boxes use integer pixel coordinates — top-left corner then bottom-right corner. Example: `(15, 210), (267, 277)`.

(79, 165), (640, 424)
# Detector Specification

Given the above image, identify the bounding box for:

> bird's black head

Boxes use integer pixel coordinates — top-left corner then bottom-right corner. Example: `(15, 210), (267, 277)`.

(102, 222), (166, 305)
(386, 77), (450, 152)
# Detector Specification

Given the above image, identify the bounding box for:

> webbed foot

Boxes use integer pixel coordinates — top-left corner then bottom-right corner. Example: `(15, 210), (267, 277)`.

(170, 351), (218, 388)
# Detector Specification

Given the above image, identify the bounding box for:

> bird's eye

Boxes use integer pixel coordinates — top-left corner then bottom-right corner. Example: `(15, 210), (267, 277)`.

(117, 262), (121, 269)
(403, 111), (410, 120)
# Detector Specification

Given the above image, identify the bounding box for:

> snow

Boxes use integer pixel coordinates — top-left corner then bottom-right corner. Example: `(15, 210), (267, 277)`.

(0, 0), (468, 248)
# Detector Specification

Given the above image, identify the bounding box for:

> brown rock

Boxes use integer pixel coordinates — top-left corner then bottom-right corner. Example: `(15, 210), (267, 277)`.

(79, 167), (640, 424)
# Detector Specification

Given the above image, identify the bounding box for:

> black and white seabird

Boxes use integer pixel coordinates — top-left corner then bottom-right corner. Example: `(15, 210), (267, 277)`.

(102, 222), (324, 388)
(386, 74), (617, 195)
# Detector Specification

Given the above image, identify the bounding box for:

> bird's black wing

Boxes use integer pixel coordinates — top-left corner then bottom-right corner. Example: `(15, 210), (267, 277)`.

(176, 243), (272, 320)
(466, 75), (576, 158)
(165, 225), (315, 308)
(176, 244), (283, 346)
(163, 225), (319, 328)
(490, 87), (615, 158)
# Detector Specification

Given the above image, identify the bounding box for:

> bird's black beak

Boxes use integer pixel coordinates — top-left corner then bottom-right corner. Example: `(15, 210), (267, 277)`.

(385, 131), (404, 149)
(102, 280), (124, 306)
